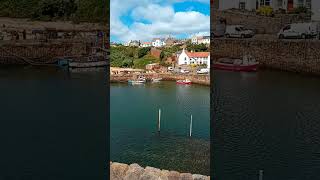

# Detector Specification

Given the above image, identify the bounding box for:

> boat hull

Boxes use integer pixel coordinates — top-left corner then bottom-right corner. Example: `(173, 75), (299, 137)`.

(128, 80), (145, 85)
(69, 61), (107, 68)
(213, 62), (258, 72)
(176, 80), (192, 85)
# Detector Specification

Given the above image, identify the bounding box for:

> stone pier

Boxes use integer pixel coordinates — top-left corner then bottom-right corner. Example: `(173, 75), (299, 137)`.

(110, 162), (210, 180)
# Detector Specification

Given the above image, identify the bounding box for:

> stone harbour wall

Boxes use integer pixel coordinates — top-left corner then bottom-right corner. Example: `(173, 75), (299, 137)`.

(110, 73), (210, 86)
(212, 10), (310, 34)
(110, 162), (210, 180)
(212, 38), (320, 75)
(0, 40), (91, 65)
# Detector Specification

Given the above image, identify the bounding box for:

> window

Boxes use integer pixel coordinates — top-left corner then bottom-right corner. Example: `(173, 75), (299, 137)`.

(265, 0), (270, 6)
(283, 25), (291, 31)
(260, 0), (270, 6)
(239, 2), (246, 10)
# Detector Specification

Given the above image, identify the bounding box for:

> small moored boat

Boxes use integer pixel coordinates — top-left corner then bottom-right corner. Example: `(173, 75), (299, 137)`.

(128, 80), (145, 85)
(176, 79), (192, 85)
(128, 75), (146, 85)
(213, 55), (258, 72)
(151, 78), (162, 83)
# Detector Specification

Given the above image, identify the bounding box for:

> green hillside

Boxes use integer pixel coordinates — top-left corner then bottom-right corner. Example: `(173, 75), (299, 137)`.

(0, 0), (109, 23)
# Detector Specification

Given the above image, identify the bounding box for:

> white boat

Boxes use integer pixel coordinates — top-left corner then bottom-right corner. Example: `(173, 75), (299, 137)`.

(68, 60), (107, 68)
(137, 76), (146, 82)
(176, 79), (192, 85)
(128, 80), (145, 85)
(151, 78), (162, 83)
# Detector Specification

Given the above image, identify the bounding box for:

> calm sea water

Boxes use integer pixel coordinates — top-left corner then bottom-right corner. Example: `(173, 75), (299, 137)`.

(213, 70), (320, 180)
(110, 82), (210, 175)
(0, 66), (107, 179)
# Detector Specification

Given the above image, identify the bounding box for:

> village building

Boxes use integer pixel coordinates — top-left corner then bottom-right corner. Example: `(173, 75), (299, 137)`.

(141, 42), (152, 47)
(164, 37), (176, 46)
(152, 38), (166, 47)
(191, 35), (210, 45)
(198, 36), (210, 44)
(125, 40), (140, 47)
(145, 63), (161, 71)
(177, 48), (210, 68)
(216, 0), (311, 12)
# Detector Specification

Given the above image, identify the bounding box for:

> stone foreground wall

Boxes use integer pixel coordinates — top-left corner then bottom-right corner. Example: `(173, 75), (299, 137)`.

(212, 39), (320, 75)
(110, 162), (210, 180)
(0, 41), (90, 64)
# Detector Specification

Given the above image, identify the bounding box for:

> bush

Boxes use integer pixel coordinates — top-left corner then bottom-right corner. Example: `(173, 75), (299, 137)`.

(133, 55), (159, 69)
(257, 6), (273, 16)
(292, 6), (310, 14)
(186, 43), (208, 52)
(0, 0), (109, 23)
(138, 47), (151, 58)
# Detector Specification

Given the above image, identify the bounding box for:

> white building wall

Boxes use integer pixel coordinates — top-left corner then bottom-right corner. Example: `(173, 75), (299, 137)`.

(312, 0), (320, 21)
(219, 0), (256, 10)
(178, 49), (190, 65)
(219, 0), (238, 10)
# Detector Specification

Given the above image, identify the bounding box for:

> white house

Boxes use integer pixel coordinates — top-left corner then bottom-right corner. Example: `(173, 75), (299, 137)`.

(125, 40), (140, 47)
(191, 36), (210, 45)
(191, 36), (198, 44)
(141, 42), (152, 47)
(198, 36), (210, 45)
(177, 49), (210, 68)
(152, 38), (166, 47)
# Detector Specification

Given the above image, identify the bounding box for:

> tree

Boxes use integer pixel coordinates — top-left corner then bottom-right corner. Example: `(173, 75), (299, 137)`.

(186, 43), (208, 52)
(138, 47), (151, 58)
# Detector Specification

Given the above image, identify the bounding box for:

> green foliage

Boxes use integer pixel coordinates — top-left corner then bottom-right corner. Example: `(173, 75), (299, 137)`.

(256, 6), (273, 16)
(138, 47), (151, 58)
(160, 45), (181, 61)
(33, 0), (77, 19)
(292, 6), (310, 14)
(186, 43), (208, 52)
(133, 54), (159, 69)
(111, 46), (159, 69)
(110, 46), (133, 67)
(0, 0), (109, 23)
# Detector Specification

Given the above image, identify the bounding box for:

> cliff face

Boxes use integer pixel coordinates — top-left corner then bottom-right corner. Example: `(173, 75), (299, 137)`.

(110, 162), (210, 180)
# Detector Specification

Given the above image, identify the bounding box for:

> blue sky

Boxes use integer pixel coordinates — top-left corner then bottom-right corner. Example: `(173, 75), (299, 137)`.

(111, 0), (210, 43)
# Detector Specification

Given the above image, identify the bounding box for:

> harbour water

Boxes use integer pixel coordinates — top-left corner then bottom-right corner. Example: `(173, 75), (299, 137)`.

(213, 70), (320, 180)
(0, 66), (107, 179)
(110, 81), (210, 175)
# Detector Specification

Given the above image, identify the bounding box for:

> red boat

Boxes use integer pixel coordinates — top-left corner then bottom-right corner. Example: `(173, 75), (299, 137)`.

(176, 79), (192, 85)
(213, 57), (259, 72)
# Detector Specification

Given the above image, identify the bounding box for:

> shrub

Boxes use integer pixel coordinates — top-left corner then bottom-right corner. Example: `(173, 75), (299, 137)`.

(256, 6), (273, 16)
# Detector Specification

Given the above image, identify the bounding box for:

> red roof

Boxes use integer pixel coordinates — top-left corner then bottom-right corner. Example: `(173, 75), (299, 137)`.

(186, 52), (209, 58)
(143, 42), (151, 44)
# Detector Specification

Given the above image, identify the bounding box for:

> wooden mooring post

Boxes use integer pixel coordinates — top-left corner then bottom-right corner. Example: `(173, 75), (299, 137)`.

(189, 115), (193, 137)
(259, 170), (263, 180)
(158, 108), (161, 133)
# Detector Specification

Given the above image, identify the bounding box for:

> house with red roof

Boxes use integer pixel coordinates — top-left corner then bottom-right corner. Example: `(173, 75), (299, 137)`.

(141, 42), (152, 47)
(177, 48), (210, 68)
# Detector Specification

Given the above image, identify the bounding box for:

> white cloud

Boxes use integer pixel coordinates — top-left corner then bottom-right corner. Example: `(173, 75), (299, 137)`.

(131, 4), (174, 22)
(111, 0), (210, 42)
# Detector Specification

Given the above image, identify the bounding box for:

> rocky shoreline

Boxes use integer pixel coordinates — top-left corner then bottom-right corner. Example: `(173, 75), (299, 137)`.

(110, 73), (210, 86)
(110, 162), (210, 180)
